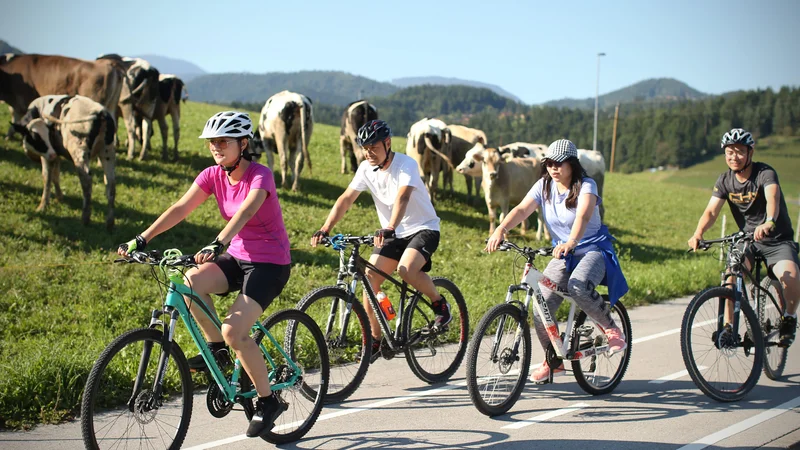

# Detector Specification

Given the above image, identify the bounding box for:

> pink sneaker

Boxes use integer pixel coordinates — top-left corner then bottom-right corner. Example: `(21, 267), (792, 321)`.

(604, 326), (627, 355)
(530, 360), (565, 384)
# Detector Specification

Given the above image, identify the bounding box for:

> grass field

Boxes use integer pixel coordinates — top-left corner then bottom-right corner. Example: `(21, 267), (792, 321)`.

(0, 101), (797, 428)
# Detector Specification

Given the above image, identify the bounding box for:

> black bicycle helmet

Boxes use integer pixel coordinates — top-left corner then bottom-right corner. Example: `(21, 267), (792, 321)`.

(720, 128), (755, 150)
(356, 120), (392, 147)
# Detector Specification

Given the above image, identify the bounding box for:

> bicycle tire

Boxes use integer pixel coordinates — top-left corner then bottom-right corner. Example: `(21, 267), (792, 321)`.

(248, 308), (329, 444)
(81, 327), (193, 450)
(466, 303), (531, 416)
(680, 287), (764, 402)
(295, 285), (372, 403)
(757, 276), (787, 380)
(403, 276), (469, 383)
(571, 296), (632, 395)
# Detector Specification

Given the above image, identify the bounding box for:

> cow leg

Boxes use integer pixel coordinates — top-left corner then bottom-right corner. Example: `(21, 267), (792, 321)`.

(444, 166), (453, 197)
(292, 139), (304, 192)
(278, 147), (290, 189)
(5, 107), (22, 140)
(72, 154), (93, 226)
(121, 106), (137, 160)
(100, 144), (116, 230)
(158, 116), (169, 161)
(37, 157), (53, 212)
(138, 118), (152, 161)
(339, 135), (348, 174)
(171, 110), (180, 161)
(464, 174), (473, 204)
(52, 159), (64, 202)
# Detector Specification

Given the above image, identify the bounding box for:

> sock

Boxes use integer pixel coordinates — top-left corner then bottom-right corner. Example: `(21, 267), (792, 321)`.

(784, 312), (797, 319)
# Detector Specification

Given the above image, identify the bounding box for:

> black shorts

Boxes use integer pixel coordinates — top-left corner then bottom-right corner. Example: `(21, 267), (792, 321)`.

(372, 229), (440, 272)
(213, 253), (291, 310)
(745, 240), (800, 274)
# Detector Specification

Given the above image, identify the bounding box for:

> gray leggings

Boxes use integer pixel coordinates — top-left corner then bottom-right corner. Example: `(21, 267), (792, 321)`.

(533, 250), (616, 351)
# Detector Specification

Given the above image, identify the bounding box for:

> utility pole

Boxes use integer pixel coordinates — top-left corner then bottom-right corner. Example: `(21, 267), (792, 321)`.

(610, 102), (619, 173)
(593, 52), (606, 151)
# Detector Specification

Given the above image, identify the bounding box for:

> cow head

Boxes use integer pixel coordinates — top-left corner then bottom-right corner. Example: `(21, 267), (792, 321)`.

(480, 147), (503, 181)
(457, 143), (485, 176)
(12, 118), (58, 162)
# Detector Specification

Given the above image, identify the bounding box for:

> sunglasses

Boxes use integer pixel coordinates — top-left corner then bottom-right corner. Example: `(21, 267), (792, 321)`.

(207, 138), (239, 150)
(545, 160), (564, 168)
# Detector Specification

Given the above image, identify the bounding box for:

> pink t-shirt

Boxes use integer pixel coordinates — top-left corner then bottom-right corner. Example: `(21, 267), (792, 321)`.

(194, 163), (291, 265)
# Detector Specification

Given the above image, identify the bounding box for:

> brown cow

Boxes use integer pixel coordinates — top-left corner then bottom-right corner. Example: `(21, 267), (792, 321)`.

(12, 95), (117, 229)
(443, 124), (487, 204)
(473, 146), (540, 234)
(339, 100), (378, 173)
(405, 118), (454, 204)
(0, 54), (123, 139)
(135, 74), (185, 161)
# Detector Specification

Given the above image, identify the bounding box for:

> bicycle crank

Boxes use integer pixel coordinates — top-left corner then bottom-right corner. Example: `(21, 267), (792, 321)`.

(207, 383), (233, 418)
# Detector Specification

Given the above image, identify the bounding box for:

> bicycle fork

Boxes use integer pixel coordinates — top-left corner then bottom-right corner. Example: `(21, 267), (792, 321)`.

(128, 307), (180, 411)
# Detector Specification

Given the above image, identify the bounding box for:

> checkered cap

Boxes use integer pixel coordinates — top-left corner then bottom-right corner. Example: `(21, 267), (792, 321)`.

(542, 139), (578, 162)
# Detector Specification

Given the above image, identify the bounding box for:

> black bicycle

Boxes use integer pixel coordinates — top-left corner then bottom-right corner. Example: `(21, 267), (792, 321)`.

(681, 231), (776, 402)
(297, 233), (469, 402)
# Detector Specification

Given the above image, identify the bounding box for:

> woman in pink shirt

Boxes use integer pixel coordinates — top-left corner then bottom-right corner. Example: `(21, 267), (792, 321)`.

(117, 111), (291, 438)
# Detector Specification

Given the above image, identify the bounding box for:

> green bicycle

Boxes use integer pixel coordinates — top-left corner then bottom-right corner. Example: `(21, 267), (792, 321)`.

(80, 249), (329, 449)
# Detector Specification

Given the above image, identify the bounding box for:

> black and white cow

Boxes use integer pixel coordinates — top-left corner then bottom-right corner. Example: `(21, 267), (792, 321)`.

(258, 90), (314, 191)
(12, 95), (117, 229)
(339, 100), (378, 174)
(134, 74), (185, 161)
(96, 54), (160, 161)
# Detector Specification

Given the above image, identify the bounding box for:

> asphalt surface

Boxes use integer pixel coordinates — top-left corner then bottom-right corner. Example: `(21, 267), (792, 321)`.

(2, 296), (799, 449)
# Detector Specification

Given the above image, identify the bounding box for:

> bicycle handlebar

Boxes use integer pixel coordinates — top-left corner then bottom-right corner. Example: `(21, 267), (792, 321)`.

(495, 240), (553, 259)
(115, 250), (198, 268)
(320, 234), (376, 250)
(688, 231), (754, 253)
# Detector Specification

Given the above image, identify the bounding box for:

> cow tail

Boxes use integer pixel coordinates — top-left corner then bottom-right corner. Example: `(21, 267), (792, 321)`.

(300, 101), (312, 176)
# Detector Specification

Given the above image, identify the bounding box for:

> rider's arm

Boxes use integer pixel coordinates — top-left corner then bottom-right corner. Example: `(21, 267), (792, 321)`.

(692, 196), (726, 240)
(754, 184), (780, 241)
(216, 188), (268, 245)
(140, 183), (210, 242)
(320, 187), (361, 233)
(497, 196), (540, 236)
(566, 193), (597, 247)
(387, 185), (413, 229)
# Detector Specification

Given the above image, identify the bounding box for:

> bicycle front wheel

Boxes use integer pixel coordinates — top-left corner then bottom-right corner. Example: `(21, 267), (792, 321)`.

(680, 287), (764, 402)
(466, 303), (531, 417)
(296, 286), (371, 403)
(81, 328), (193, 450)
(571, 296), (632, 395)
(249, 308), (329, 444)
(757, 277), (787, 380)
(403, 276), (469, 383)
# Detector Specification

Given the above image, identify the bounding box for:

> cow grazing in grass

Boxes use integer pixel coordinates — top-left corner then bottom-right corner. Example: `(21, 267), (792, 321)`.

(0, 54), (123, 140)
(406, 118), (454, 204)
(339, 100), (378, 174)
(258, 90), (313, 191)
(12, 95), (117, 229)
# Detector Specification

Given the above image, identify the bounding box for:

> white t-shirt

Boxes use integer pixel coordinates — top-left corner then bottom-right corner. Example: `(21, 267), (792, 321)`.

(348, 152), (440, 238)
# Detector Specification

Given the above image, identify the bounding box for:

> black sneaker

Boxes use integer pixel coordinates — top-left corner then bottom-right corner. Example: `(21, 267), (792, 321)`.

(369, 340), (381, 364)
(431, 296), (452, 330)
(188, 347), (233, 373)
(246, 395), (288, 438)
(779, 315), (797, 348)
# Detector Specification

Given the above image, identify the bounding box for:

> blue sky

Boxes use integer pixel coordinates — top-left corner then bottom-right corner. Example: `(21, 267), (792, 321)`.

(2, 0), (798, 104)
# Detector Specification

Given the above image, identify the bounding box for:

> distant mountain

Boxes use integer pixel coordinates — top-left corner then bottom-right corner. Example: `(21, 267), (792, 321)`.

(134, 54), (207, 82)
(392, 76), (523, 103)
(543, 78), (707, 109)
(0, 39), (23, 54)
(187, 71), (400, 106)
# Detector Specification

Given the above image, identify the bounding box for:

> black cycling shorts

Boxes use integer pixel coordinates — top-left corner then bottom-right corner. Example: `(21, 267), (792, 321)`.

(213, 253), (291, 310)
(372, 229), (440, 272)
(745, 240), (800, 274)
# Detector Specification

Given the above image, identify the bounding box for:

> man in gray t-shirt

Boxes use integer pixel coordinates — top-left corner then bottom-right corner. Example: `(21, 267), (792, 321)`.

(688, 128), (798, 347)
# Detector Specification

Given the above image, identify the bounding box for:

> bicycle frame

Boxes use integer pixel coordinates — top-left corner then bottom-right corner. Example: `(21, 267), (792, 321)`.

(328, 240), (425, 353)
(139, 280), (301, 406)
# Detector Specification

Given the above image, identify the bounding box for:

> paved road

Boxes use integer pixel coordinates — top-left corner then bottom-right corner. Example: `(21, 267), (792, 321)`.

(3, 296), (799, 449)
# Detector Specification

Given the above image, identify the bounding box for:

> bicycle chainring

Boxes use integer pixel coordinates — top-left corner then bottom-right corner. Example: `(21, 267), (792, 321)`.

(206, 382), (233, 418)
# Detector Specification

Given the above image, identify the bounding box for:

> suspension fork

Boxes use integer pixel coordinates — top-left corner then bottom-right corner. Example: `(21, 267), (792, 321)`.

(128, 307), (179, 408)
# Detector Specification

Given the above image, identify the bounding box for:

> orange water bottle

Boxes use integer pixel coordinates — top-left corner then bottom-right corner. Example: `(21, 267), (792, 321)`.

(376, 291), (396, 320)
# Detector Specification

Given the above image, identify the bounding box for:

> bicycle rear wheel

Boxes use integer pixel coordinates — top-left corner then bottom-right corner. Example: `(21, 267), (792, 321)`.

(680, 287), (764, 402)
(571, 296), (632, 395)
(248, 308), (329, 444)
(81, 328), (193, 450)
(756, 277), (787, 380)
(466, 303), (531, 416)
(403, 276), (469, 383)
(296, 286), (371, 403)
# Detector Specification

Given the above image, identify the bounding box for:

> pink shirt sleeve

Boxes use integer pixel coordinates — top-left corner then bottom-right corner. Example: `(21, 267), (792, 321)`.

(194, 166), (215, 195)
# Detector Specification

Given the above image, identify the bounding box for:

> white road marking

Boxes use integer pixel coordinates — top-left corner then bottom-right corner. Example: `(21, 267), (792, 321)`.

(502, 403), (590, 429)
(185, 319), (715, 449)
(649, 367), (705, 384)
(677, 395), (800, 450)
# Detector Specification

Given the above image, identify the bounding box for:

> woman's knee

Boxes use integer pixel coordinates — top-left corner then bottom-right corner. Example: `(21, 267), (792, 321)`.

(567, 278), (599, 301)
(221, 323), (249, 349)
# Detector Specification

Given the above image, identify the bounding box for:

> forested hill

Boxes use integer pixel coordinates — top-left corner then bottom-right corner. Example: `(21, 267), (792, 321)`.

(544, 78), (707, 109)
(188, 71), (399, 105)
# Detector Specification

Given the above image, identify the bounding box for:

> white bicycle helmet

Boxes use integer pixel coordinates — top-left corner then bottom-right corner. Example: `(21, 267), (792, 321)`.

(720, 128), (754, 149)
(199, 111), (253, 139)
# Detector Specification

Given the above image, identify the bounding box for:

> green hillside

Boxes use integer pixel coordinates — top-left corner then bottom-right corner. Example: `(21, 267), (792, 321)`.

(544, 78), (707, 110)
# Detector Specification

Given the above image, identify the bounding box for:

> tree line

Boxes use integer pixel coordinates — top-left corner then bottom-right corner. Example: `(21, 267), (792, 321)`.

(230, 85), (800, 173)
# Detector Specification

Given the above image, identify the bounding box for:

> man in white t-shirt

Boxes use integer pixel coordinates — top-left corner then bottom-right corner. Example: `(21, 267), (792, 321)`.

(310, 120), (451, 362)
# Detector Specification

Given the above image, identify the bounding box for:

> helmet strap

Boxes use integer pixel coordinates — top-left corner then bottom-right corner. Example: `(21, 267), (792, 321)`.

(734, 148), (753, 175)
(372, 142), (392, 172)
(221, 141), (244, 175)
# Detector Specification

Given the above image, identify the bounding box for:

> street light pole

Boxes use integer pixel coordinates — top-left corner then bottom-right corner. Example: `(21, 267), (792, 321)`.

(593, 52), (606, 151)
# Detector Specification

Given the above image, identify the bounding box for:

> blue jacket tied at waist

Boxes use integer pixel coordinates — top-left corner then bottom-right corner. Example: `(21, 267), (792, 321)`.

(563, 225), (629, 306)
